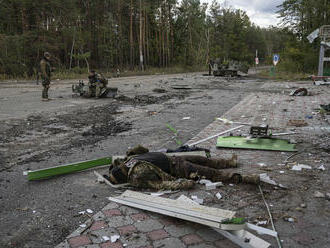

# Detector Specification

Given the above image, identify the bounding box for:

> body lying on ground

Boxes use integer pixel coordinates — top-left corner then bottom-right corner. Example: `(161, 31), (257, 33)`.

(107, 146), (260, 190)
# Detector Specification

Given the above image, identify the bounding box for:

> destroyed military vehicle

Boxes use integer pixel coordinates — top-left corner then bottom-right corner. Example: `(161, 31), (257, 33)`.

(72, 80), (118, 98)
(210, 59), (249, 77)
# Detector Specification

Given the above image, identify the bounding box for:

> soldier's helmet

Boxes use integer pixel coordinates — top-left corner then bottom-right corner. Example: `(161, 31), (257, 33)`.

(88, 70), (96, 79)
(109, 166), (128, 184)
(44, 52), (51, 59)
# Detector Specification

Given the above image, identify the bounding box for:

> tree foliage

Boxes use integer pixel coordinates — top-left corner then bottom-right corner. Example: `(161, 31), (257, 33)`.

(276, 0), (330, 73)
(1, 0), (327, 77)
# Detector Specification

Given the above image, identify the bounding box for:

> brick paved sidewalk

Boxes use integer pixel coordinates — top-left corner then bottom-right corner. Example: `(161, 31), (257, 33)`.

(57, 90), (330, 248)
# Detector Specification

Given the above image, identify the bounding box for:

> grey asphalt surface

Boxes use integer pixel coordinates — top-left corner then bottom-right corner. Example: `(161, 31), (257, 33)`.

(1, 72), (328, 248)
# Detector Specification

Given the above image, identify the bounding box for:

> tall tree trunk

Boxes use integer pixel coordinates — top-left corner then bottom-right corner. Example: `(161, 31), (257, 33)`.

(139, 0), (144, 71)
(117, 0), (123, 68)
(69, 28), (76, 70)
(130, 0), (134, 69)
(144, 7), (147, 68)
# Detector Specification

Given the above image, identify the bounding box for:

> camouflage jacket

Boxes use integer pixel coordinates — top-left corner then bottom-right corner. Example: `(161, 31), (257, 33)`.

(89, 73), (108, 87)
(126, 159), (195, 190)
(40, 58), (51, 80)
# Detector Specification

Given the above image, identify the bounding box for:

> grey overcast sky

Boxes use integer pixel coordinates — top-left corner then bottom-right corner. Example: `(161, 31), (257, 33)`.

(200, 0), (284, 28)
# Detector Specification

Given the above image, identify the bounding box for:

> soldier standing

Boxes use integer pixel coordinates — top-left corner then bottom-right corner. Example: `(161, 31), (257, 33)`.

(40, 52), (52, 101)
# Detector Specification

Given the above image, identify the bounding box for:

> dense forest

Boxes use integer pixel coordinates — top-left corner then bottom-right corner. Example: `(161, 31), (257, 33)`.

(0, 0), (329, 77)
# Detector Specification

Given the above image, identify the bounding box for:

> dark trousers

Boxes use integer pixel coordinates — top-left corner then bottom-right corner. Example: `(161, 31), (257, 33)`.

(42, 79), (50, 99)
(168, 155), (259, 184)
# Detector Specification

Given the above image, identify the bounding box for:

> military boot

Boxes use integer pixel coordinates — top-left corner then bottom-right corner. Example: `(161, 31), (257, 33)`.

(241, 174), (260, 184)
(214, 154), (237, 168)
(228, 154), (238, 168)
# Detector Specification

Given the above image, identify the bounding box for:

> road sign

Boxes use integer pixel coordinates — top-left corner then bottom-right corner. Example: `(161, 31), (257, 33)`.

(255, 57), (259, 65)
(273, 54), (280, 66)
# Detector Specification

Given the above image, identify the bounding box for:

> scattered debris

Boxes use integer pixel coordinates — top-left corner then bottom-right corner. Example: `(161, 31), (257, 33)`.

(102, 236), (110, 241)
(199, 179), (223, 190)
(94, 171), (129, 189)
(191, 195), (204, 204)
(111, 235), (120, 243)
(314, 191), (325, 198)
(291, 164), (312, 171)
(314, 81), (330, 86)
(259, 173), (286, 188)
(217, 118), (251, 126)
(256, 221), (268, 226)
(246, 223), (277, 237)
(271, 132), (298, 137)
(86, 209), (93, 214)
(199, 179), (212, 185)
(286, 217), (295, 223)
(250, 125), (269, 138)
(178, 195), (271, 248)
(150, 190), (177, 196)
(188, 125), (245, 147)
(216, 192), (222, 200)
(290, 88), (308, 96)
(320, 103), (330, 112)
(206, 182), (224, 190)
(287, 120), (308, 127)
(258, 185), (282, 248)
(109, 190), (235, 228)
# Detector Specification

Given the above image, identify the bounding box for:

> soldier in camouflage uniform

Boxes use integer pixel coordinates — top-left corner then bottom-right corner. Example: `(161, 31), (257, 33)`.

(40, 52), (52, 101)
(108, 146), (260, 190)
(87, 70), (108, 98)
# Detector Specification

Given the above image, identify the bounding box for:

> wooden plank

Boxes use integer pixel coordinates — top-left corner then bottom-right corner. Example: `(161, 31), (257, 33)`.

(246, 223), (278, 238)
(116, 195), (230, 223)
(178, 195), (271, 248)
(108, 196), (221, 228)
(122, 190), (235, 220)
(213, 228), (256, 248)
(230, 230), (271, 248)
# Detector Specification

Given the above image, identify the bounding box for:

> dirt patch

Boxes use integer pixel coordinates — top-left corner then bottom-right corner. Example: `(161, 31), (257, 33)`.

(0, 103), (132, 170)
(153, 88), (167, 93)
(116, 93), (188, 105)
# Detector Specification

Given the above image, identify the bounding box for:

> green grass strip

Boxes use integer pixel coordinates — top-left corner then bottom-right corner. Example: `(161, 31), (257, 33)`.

(26, 157), (112, 181)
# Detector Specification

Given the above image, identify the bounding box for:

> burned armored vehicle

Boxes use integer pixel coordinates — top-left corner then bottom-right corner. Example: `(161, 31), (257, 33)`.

(210, 59), (249, 77)
(72, 71), (118, 98)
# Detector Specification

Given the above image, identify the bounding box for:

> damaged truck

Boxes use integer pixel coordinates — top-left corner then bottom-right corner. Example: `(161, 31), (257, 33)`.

(210, 59), (249, 77)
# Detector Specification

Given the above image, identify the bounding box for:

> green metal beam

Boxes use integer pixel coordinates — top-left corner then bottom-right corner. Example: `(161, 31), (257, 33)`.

(216, 136), (297, 152)
(25, 157), (112, 181)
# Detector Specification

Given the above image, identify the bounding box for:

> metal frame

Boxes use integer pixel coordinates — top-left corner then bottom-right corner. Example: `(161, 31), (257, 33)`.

(318, 25), (330, 76)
